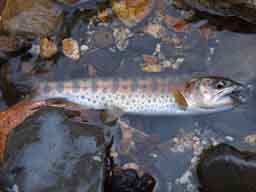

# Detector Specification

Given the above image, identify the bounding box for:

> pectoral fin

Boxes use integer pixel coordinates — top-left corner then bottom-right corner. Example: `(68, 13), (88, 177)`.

(172, 89), (188, 110)
(100, 105), (125, 126)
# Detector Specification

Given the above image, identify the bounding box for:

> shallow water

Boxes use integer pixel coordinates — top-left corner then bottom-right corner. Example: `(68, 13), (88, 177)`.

(1, 0), (256, 191)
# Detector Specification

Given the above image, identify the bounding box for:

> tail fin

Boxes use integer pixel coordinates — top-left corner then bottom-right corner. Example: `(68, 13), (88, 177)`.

(0, 76), (37, 106)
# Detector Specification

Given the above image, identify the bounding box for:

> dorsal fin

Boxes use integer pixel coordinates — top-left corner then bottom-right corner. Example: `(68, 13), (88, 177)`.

(172, 89), (188, 110)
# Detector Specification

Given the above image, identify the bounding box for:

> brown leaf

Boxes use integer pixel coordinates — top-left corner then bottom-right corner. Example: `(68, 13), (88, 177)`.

(164, 15), (188, 32)
(112, 0), (154, 27)
(62, 38), (80, 60)
(98, 9), (112, 23)
(0, 100), (46, 162)
(143, 54), (158, 64)
(40, 37), (58, 59)
(199, 25), (211, 40)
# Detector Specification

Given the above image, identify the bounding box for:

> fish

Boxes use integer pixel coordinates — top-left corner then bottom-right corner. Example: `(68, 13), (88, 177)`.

(32, 76), (244, 116)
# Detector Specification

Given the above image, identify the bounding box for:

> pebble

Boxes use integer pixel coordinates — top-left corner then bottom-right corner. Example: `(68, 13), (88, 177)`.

(80, 44), (89, 54)
(176, 170), (192, 185)
(93, 156), (102, 162)
(155, 43), (161, 53)
(149, 153), (158, 158)
(62, 38), (80, 60)
(209, 47), (215, 55)
(225, 136), (234, 142)
(244, 134), (256, 145)
(29, 44), (40, 56)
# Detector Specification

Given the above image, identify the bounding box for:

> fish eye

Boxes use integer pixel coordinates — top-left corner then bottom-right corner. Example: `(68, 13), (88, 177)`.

(215, 81), (225, 89)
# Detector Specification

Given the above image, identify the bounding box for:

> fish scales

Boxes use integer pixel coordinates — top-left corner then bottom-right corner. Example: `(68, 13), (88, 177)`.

(36, 77), (182, 115)
(35, 76), (244, 115)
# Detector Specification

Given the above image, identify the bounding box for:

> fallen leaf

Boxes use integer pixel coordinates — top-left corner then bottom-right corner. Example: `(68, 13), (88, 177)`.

(142, 64), (162, 73)
(164, 15), (188, 32)
(62, 38), (80, 60)
(142, 54), (162, 72)
(199, 25), (211, 40)
(143, 54), (158, 64)
(97, 9), (112, 23)
(40, 37), (58, 59)
(0, 100), (47, 162)
(112, 0), (154, 27)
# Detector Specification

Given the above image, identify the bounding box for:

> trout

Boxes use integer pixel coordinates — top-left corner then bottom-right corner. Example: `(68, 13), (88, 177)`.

(32, 76), (244, 115)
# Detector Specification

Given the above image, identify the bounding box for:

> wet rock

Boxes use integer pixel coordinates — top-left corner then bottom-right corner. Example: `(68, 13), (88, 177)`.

(112, 0), (155, 27)
(56, 0), (79, 6)
(197, 143), (256, 192)
(0, 36), (28, 53)
(5, 107), (106, 192)
(107, 120), (199, 192)
(106, 167), (156, 192)
(0, 90), (7, 110)
(0, 168), (19, 192)
(177, 0), (256, 24)
(62, 38), (80, 60)
(104, 140), (156, 192)
(40, 37), (58, 59)
(164, 15), (188, 33)
(92, 29), (114, 48)
(1, 0), (64, 37)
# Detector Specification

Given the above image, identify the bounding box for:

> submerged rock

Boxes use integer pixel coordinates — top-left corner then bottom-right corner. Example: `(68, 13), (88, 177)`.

(104, 138), (156, 192)
(5, 107), (106, 192)
(106, 167), (156, 192)
(1, 0), (64, 36)
(177, 0), (256, 24)
(197, 143), (256, 192)
(0, 36), (29, 53)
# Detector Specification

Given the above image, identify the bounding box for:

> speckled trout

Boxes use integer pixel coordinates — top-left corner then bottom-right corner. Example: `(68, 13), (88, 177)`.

(32, 76), (244, 115)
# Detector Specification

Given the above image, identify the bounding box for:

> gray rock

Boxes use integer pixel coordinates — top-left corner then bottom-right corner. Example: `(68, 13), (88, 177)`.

(1, 0), (64, 37)
(180, 0), (256, 24)
(5, 107), (106, 192)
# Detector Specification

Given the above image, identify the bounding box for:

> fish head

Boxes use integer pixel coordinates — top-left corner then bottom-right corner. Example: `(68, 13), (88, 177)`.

(184, 76), (244, 112)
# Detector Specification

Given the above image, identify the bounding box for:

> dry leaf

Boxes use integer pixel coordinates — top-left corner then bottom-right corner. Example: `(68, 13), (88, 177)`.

(62, 38), (80, 60)
(199, 25), (211, 40)
(164, 15), (188, 32)
(40, 37), (58, 59)
(0, 100), (47, 162)
(143, 54), (158, 64)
